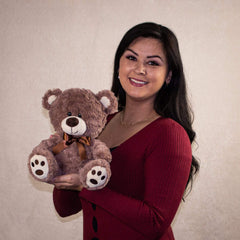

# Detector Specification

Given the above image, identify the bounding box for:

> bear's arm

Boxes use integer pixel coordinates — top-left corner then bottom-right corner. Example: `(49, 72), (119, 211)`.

(31, 134), (63, 153)
(86, 139), (112, 162)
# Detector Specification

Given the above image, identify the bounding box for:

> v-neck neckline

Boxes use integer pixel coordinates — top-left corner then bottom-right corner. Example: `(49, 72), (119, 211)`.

(108, 113), (163, 150)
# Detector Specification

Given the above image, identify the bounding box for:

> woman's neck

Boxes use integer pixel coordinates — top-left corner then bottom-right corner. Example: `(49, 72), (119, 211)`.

(121, 97), (159, 126)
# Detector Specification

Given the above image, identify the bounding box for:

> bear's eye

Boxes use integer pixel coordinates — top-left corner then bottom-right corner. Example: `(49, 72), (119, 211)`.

(78, 113), (82, 118)
(67, 112), (72, 116)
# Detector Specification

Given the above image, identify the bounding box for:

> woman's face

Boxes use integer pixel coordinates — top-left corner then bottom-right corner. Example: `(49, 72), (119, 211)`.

(119, 37), (171, 104)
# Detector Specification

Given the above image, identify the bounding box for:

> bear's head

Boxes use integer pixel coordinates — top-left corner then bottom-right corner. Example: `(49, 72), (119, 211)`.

(42, 88), (118, 138)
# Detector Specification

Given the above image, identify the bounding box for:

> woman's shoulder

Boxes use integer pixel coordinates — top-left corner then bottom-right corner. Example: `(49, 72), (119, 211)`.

(151, 117), (185, 131)
(146, 117), (191, 155)
(149, 117), (190, 142)
(107, 112), (118, 123)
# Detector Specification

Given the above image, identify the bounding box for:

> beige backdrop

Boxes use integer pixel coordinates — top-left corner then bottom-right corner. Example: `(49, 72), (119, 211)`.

(1, 0), (240, 239)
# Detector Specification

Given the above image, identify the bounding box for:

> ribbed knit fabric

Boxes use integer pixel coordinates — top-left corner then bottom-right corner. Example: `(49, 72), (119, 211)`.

(53, 117), (192, 240)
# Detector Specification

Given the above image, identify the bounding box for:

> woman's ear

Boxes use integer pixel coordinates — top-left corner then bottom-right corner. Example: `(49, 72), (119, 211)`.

(166, 71), (172, 85)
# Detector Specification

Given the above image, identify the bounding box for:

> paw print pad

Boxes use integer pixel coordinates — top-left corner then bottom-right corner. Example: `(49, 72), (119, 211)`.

(86, 166), (108, 188)
(30, 155), (49, 180)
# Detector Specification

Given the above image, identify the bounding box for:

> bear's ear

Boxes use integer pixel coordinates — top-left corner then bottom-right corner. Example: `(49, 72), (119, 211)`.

(42, 89), (62, 110)
(96, 90), (118, 115)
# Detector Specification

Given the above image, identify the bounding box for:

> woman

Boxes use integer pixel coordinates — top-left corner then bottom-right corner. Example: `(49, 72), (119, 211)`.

(53, 22), (199, 240)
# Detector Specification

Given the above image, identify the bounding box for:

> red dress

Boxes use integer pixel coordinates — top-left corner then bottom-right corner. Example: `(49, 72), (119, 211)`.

(53, 117), (192, 240)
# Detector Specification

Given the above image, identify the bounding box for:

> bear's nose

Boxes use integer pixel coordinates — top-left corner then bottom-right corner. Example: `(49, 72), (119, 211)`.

(66, 117), (79, 127)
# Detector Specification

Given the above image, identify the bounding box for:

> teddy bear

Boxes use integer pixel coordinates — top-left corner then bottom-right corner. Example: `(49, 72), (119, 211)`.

(28, 88), (118, 190)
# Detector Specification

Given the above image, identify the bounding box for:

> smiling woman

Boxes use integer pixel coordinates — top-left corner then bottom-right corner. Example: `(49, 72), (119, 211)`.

(118, 37), (171, 104)
(53, 22), (199, 240)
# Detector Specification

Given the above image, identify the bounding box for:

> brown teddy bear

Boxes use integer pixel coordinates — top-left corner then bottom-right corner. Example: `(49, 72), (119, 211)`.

(28, 88), (118, 190)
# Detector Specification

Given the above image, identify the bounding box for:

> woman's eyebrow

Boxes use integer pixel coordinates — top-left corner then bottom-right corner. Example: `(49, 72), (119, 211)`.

(126, 48), (138, 56)
(147, 55), (164, 62)
(126, 48), (164, 62)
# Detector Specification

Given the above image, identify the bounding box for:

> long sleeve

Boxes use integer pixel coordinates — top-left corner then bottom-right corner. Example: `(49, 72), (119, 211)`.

(53, 188), (82, 217)
(79, 119), (192, 239)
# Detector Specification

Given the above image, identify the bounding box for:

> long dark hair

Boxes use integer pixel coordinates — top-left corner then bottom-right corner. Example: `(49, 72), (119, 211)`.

(111, 22), (199, 194)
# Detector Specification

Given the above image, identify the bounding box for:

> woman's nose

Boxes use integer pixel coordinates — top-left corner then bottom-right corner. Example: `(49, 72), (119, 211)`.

(135, 62), (146, 75)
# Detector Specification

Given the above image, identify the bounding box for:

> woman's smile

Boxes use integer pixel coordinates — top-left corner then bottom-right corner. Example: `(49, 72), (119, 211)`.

(119, 37), (170, 102)
(129, 77), (148, 87)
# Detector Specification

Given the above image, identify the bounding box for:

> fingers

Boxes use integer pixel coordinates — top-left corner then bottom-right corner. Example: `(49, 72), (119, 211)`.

(54, 174), (75, 184)
(53, 174), (83, 191)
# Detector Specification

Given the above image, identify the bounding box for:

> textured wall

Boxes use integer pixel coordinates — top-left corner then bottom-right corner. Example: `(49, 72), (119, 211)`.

(1, 0), (239, 239)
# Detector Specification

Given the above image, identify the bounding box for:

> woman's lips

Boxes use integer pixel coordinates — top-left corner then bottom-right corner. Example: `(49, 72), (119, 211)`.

(129, 78), (148, 87)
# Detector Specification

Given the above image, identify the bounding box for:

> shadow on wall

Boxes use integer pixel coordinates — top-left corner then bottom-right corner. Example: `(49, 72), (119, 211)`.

(28, 173), (83, 223)
(28, 172), (53, 193)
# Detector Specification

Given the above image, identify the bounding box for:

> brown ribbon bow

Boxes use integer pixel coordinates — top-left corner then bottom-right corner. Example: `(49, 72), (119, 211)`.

(52, 133), (91, 160)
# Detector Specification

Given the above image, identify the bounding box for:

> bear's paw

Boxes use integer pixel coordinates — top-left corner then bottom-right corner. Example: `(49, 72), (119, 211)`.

(30, 155), (49, 180)
(86, 166), (108, 189)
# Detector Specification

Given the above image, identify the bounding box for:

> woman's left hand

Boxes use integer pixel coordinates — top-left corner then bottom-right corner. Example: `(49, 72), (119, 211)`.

(53, 174), (83, 191)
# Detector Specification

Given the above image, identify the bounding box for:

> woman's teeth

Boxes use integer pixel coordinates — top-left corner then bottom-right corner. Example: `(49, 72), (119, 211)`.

(130, 78), (147, 85)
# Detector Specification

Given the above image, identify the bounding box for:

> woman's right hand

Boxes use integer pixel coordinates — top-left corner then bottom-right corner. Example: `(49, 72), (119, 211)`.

(53, 174), (83, 191)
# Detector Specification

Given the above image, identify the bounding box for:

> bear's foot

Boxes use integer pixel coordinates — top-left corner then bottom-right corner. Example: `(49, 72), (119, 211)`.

(80, 160), (111, 190)
(30, 155), (49, 180)
(29, 152), (61, 183)
(86, 166), (108, 188)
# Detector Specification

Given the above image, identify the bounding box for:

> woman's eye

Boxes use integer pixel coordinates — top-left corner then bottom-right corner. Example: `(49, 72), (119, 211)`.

(126, 55), (137, 61)
(148, 61), (160, 66)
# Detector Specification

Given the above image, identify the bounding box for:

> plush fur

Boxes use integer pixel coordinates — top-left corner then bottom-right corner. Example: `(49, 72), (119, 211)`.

(28, 88), (118, 190)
